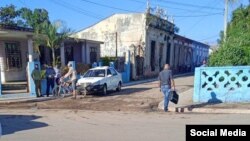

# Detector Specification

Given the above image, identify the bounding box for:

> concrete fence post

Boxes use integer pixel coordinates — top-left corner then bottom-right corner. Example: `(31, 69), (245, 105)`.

(28, 61), (40, 96)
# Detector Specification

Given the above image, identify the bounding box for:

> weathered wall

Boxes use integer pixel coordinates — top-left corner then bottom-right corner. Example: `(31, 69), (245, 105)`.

(194, 66), (250, 103)
(75, 13), (146, 57)
(0, 38), (28, 82)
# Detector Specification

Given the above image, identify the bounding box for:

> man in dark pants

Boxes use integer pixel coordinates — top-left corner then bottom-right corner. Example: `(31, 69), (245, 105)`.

(31, 64), (42, 97)
(45, 64), (56, 97)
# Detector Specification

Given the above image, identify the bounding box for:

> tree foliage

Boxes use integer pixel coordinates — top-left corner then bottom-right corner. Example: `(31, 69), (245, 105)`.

(0, 5), (72, 66)
(40, 21), (72, 66)
(0, 4), (50, 32)
(209, 5), (250, 66)
(0, 4), (19, 25)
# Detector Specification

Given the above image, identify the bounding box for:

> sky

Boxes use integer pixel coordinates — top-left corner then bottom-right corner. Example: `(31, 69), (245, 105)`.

(0, 0), (249, 45)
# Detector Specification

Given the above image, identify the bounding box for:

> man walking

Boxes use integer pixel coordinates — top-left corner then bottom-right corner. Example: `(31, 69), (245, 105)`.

(158, 64), (175, 112)
(31, 64), (42, 97)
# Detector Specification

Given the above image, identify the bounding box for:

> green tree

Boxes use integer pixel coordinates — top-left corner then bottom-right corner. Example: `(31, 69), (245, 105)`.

(19, 8), (50, 32)
(0, 4), (19, 25)
(209, 5), (250, 66)
(40, 21), (71, 66)
(0, 5), (50, 30)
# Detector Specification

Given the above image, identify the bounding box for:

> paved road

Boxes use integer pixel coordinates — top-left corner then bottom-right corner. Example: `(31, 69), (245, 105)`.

(0, 109), (250, 141)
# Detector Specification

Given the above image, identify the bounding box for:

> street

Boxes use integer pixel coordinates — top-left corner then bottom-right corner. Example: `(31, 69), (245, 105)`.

(1, 75), (249, 141)
(1, 109), (250, 141)
(0, 75), (194, 111)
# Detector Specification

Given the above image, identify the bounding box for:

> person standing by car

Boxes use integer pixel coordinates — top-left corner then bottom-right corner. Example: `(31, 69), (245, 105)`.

(158, 64), (175, 112)
(62, 63), (77, 99)
(45, 64), (56, 97)
(31, 64), (42, 97)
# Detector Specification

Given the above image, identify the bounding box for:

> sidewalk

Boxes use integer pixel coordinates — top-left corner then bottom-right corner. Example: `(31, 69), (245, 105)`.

(158, 88), (250, 114)
(0, 93), (56, 104)
(123, 72), (194, 87)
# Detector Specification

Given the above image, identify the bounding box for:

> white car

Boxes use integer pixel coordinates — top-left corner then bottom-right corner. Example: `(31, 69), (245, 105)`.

(76, 66), (122, 95)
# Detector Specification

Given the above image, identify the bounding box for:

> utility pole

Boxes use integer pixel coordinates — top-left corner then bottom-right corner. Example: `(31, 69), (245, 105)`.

(115, 32), (118, 58)
(146, 0), (150, 13)
(224, 0), (228, 40)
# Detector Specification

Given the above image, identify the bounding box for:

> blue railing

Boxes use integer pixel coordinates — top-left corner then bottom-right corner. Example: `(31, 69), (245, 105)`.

(194, 66), (250, 103)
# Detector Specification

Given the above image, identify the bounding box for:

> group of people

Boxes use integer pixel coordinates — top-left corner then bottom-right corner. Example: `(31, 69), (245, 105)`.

(31, 63), (77, 99)
(31, 59), (206, 110)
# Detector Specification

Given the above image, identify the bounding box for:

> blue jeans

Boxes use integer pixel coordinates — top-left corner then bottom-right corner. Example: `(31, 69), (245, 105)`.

(161, 85), (171, 111)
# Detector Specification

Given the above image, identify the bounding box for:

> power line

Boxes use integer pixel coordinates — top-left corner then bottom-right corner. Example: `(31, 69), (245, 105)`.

(173, 12), (223, 17)
(181, 0), (221, 40)
(198, 34), (219, 42)
(80, 0), (140, 13)
(126, 0), (223, 14)
(154, 0), (223, 11)
(50, 0), (102, 19)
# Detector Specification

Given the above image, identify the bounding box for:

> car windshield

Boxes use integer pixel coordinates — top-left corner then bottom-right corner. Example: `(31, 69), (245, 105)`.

(83, 69), (106, 77)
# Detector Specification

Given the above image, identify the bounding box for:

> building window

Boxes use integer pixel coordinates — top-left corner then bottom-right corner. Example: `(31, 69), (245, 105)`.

(5, 42), (22, 70)
(150, 41), (156, 71)
(90, 47), (97, 64)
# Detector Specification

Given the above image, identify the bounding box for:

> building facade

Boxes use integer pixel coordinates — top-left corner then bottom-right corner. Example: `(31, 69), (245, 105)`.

(74, 12), (209, 80)
(0, 24), (102, 83)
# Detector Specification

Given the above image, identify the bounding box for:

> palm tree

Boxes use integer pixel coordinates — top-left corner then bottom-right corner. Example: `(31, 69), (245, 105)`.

(41, 21), (71, 66)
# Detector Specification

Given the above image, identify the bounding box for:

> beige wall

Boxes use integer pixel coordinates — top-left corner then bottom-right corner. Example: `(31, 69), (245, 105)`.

(74, 13), (146, 57)
(0, 38), (28, 82)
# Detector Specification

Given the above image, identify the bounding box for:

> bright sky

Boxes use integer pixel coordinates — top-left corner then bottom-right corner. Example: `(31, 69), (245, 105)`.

(1, 0), (249, 45)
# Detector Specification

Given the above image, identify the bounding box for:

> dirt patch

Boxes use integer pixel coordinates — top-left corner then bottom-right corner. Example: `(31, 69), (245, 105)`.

(0, 76), (193, 112)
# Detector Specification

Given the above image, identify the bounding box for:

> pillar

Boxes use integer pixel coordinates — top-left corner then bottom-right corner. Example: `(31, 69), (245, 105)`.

(86, 44), (90, 64)
(27, 35), (33, 62)
(0, 57), (5, 83)
(60, 42), (65, 67)
(125, 50), (131, 82)
(28, 61), (40, 97)
(169, 35), (175, 67)
(81, 43), (86, 64)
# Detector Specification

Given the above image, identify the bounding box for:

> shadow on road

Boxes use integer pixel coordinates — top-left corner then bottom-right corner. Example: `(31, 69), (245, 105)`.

(177, 92), (223, 112)
(93, 87), (152, 97)
(0, 115), (48, 136)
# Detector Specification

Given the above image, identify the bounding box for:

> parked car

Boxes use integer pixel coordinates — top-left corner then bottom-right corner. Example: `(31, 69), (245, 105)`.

(76, 66), (122, 95)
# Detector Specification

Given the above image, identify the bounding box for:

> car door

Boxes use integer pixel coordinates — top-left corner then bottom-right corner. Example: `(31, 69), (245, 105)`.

(106, 69), (113, 90)
(110, 68), (119, 89)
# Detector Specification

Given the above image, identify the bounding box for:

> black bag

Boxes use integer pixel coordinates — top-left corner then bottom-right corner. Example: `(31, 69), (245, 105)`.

(169, 90), (179, 104)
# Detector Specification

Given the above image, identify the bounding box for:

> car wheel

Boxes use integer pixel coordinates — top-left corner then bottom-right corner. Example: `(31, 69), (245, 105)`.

(116, 82), (121, 92)
(103, 84), (107, 95)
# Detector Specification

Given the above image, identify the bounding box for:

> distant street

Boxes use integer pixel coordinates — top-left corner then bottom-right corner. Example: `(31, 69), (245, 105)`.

(1, 109), (250, 141)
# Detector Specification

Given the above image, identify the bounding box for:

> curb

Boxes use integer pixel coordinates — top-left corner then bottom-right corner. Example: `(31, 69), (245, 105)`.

(159, 88), (250, 114)
(0, 97), (56, 105)
(171, 107), (250, 114)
